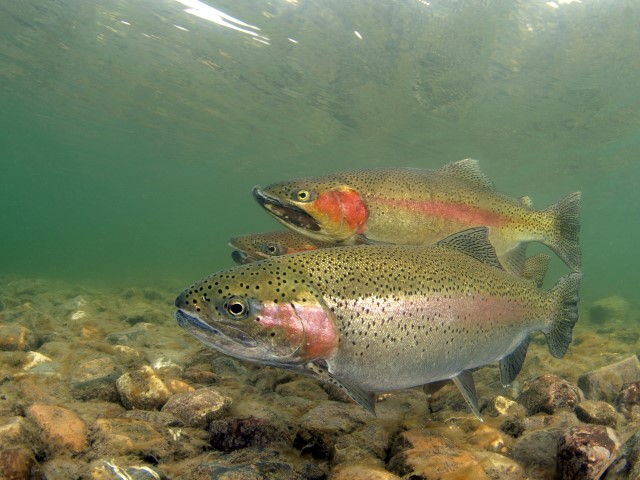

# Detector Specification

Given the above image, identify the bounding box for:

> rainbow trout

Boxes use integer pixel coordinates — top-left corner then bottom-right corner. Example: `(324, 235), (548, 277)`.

(229, 231), (338, 265)
(252, 159), (581, 273)
(176, 228), (580, 419)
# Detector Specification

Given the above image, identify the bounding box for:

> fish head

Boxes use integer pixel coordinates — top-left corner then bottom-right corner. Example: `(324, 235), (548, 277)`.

(175, 261), (339, 367)
(229, 232), (296, 265)
(252, 180), (368, 243)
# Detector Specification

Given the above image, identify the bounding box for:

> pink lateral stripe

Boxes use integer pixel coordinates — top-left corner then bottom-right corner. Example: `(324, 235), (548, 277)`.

(369, 196), (510, 227)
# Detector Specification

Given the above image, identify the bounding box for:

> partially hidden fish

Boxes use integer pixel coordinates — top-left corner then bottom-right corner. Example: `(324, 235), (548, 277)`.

(175, 227), (581, 419)
(229, 230), (338, 265)
(252, 159), (581, 273)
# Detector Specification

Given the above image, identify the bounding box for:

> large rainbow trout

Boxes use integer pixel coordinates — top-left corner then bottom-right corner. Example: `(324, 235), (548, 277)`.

(176, 228), (581, 419)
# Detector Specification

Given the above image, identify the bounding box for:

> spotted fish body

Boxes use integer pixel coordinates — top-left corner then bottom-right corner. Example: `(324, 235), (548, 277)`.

(176, 228), (581, 418)
(229, 231), (338, 265)
(252, 159), (581, 273)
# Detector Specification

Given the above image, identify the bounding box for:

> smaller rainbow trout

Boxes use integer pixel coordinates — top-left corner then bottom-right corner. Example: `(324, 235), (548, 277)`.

(229, 230), (338, 265)
(252, 159), (581, 273)
(176, 228), (580, 419)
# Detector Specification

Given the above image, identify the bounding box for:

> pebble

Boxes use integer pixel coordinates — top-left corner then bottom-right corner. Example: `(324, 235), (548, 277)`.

(294, 402), (369, 460)
(510, 428), (564, 471)
(556, 425), (621, 480)
(106, 323), (152, 345)
(469, 424), (509, 452)
(577, 355), (640, 402)
(517, 374), (583, 414)
(602, 431), (640, 480)
(616, 381), (640, 415)
(161, 387), (231, 428)
(477, 452), (525, 479)
(275, 378), (329, 401)
(93, 418), (168, 458)
(26, 404), (88, 455)
(209, 416), (291, 452)
(331, 463), (402, 480)
(387, 429), (488, 479)
(21, 351), (52, 370)
(0, 447), (43, 480)
(71, 356), (120, 401)
(116, 365), (171, 410)
(484, 395), (524, 417)
(0, 324), (36, 351)
(574, 400), (618, 427)
(0, 415), (33, 445)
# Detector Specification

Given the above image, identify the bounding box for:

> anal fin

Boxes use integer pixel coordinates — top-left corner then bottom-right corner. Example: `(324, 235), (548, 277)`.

(499, 336), (530, 386)
(452, 370), (483, 422)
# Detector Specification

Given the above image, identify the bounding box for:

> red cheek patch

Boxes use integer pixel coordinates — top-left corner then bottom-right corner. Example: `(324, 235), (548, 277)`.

(313, 188), (368, 233)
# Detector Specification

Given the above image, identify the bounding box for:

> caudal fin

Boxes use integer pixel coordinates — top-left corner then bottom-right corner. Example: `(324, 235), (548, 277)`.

(544, 192), (581, 271)
(544, 273), (582, 358)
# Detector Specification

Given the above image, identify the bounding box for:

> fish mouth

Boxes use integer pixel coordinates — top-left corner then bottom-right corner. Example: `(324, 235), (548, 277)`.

(231, 249), (254, 265)
(252, 187), (320, 232)
(176, 309), (257, 350)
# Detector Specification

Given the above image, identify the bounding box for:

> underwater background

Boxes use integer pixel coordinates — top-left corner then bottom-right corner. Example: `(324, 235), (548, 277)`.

(1, 0), (638, 301)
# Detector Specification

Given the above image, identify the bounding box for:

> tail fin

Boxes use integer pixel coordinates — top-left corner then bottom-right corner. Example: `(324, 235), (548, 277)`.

(544, 273), (582, 358)
(543, 192), (581, 271)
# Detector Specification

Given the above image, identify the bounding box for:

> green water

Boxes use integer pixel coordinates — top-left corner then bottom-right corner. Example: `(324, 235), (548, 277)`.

(1, 0), (638, 303)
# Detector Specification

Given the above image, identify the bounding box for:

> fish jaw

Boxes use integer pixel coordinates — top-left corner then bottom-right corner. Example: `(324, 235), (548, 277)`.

(252, 187), (323, 235)
(252, 185), (368, 243)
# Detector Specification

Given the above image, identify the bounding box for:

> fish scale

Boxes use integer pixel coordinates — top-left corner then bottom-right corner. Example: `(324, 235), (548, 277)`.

(175, 227), (581, 419)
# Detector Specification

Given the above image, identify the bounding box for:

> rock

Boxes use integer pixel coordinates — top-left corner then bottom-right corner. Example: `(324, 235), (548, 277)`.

(469, 424), (509, 453)
(21, 351), (52, 371)
(616, 381), (640, 415)
(275, 379), (329, 401)
(122, 409), (183, 428)
(116, 365), (171, 410)
(510, 428), (564, 471)
(183, 364), (220, 385)
(334, 422), (399, 465)
(557, 425), (621, 480)
(93, 418), (169, 458)
(71, 356), (120, 401)
(578, 356), (640, 402)
(575, 400), (618, 427)
(477, 452), (525, 479)
(209, 416), (291, 452)
(161, 387), (232, 428)
(191, 460), (295, 480)
(588, 296), (631, 324)
(0, 324), (36, 351)
(602, 431), (640, 480)
(26, 404), (88, 455)
(166, 379), (195, 394)
(94, 461), (168, 480)
(106, 323), (152, 345)
(0, 416), (34, 446)
(294, 402), (369, 460)
(387, 429), (488, 479)
(517, 374), (583, 415)
(39, 457), (90, 480)
(331, 463), (402, 480)
(0, 447), (43, 480)
(484, 395), (524, 417)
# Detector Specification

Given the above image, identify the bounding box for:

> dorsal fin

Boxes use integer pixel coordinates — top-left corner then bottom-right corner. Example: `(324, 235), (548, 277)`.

(435, 227), (503, 270)
(437, 159), (495, 191)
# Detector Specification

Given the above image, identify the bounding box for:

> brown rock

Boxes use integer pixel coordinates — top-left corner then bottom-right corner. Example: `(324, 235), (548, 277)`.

(575, 400), (618, 427)
(275, 379), (329, 401)
(0, 416), (33, 446)
(616, 381), (640, 413)
(517, 374), (583, 415)
(161, 387), (231, 428)
(557, 425), (621, 480)
(70, 356), (120, 402)
(577, 356), (640, 402)
(0, 324), (36, 351)
(484, 395), (524, 417)
(26, 404), (88, 454)
(0, 447), (43, 480)
(477, 452), (525, 479)
(93, 418), (168, 458)
(331, 464), (402, 480)
(510, 428), (564, 471)
(209, 416), (290, 452)
(116, 365), (171, 410)
(469, 424), (509, 452)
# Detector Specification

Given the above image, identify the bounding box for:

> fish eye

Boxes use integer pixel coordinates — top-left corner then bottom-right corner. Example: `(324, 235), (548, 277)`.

(263, 243), (284, 256)
(294, 189), (314, 202)
(223, 297), (249, 319)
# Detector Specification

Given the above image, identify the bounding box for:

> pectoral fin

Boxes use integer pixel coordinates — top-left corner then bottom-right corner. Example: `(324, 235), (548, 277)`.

(452, 370), (483, 421)
(304, 361), (377, 415)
